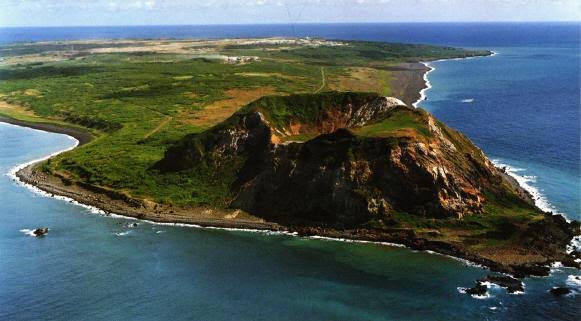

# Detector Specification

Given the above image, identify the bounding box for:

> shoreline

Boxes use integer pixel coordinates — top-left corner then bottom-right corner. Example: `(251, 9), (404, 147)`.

(5, 128), (496, 272)
(4, 121), (570, 277)
(412, 50), (498, 108)
(388, 62), (431, 106)
(8, 146), (523, 275)
(412, 62), (435, 108)
(0, 115), (93, 146)
(11, 157), (282, 232)
(410, 50), (566, 217)
(492, 159), (562, 217)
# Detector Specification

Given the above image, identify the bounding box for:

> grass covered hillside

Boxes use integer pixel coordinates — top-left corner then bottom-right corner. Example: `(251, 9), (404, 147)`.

(0, 38), (489, 205)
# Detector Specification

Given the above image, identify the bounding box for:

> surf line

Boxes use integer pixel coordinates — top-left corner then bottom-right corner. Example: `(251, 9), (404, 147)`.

(412, 50), (498, 108)
(410, 51), (567, 216)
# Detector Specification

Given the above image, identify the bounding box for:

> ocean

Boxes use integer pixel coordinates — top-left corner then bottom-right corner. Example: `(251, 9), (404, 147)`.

(0, 23), (579, 320)
(417, 44), (580, 219)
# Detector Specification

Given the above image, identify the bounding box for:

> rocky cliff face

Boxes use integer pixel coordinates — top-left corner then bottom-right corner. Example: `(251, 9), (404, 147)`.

(156, 92), (532, 228)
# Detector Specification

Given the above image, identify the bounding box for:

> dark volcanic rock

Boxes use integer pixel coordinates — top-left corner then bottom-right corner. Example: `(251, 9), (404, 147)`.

(464, 274), (525, 297)
(465, 282), (488, 297)
(549, 287), (571, 296)
(480, 275), (524, 294)
(516, 215), (580, 271)
(33, 227), (49, 236)
(512, 264), (551, 278)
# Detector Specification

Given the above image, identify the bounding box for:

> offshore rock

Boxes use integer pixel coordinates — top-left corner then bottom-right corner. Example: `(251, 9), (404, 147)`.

(549, 287), (571, 296)
(33, 228), (49, 237)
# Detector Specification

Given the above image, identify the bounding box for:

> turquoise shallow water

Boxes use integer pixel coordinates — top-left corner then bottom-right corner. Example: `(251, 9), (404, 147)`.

(0, 23), (580, 320)
(0, 123), (579, 320)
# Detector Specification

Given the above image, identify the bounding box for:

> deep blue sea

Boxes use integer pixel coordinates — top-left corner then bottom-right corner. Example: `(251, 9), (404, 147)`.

(0, 23), (579, 320)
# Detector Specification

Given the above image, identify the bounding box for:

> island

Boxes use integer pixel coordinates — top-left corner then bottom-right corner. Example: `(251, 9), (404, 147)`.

(0, 38), (578, 277)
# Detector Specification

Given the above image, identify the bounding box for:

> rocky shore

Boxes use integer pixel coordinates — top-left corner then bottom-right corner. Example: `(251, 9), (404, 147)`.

(14, 160), (577, 277)
(15, 163), (280, 231)
(287, 222), (577, 277)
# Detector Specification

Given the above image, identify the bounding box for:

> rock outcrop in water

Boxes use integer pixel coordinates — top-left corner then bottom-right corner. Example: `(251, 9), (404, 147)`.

(463, 274), (524, 298)
(549, 287), (571, 296)
(33, 227), (49, 236)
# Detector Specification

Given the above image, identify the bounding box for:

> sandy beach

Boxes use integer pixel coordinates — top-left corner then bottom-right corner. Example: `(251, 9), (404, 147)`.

(0, 116), (93, 145)
(388, 62), (431, 106)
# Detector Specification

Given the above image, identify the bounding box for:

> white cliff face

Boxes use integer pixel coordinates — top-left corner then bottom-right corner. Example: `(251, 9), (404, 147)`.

(347, 96), (406, 128)
(384, 97), (407, 107)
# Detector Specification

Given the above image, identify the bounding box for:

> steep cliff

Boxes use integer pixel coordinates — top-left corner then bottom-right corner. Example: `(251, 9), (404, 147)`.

(156, 92), (532, 226)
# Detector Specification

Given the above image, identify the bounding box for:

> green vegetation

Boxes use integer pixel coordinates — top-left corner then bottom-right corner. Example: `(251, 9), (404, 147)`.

(222, 40), (489, 68)
(1, 40), (573, 269)
(354, 106), (432, 138)
(245, 91), (379, 130)
(0, 38), (487, 206)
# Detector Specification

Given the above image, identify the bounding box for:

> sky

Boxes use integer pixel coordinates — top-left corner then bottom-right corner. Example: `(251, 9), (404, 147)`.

(0, 0), (579, 27)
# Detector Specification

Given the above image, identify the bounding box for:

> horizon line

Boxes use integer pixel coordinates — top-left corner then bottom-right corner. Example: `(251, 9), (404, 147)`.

(1, 21), (579, 29)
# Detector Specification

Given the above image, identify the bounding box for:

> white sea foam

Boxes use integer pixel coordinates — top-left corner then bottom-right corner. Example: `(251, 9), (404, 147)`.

(412, 62), (435, 108)
(423, 249), (484, 268)
(566, 275), (581, 288)
(481, 281), (500, 289)
(307, 235), (407, 248)
(461, 98), (475, 103)
(550, 261), (565, 274)
(412, 51), (498, 108)
(19, 229), (37, 237)
(492, 159), (561, 216)
(472, 293), (492, 300)
(566, 235), (580, 254)
(456, 287), (491, 300)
